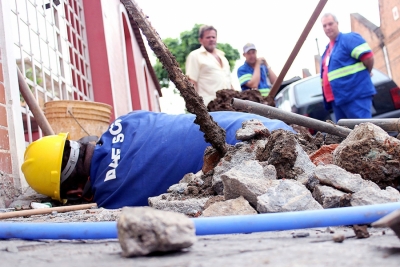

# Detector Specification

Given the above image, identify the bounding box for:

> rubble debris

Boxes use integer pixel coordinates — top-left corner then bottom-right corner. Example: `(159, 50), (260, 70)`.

(352, 225), (370, 239)
(148, 194), (209, 217)
(256, 179), (323, 213)
(117, 207), (196, 257)
(314, 164), (380, 193)
(256, 130), (298, 179)
(332, 233), (345, 243)
(350, 186), (400, 206)
(212, 140), (267, 195)
(236, 119), (270, 141)
(203, 195), (225, 210)
(207, 89), (267, 112)
(309, 144), (339, 166)
(202, 196), (257, 217)
(294, 130), (325, 155)
(292, 232), (310, 238)
(333, 122), (400, 189)
(221, 160), (277, 206)
(293, 141), (317, 186)
(202, 147), (221, 174)
(372, 209), (400, 238)
(312, 185), (351, 209)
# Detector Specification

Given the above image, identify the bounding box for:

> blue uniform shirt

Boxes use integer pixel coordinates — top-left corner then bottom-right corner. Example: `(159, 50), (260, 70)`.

(320, 32), (376, 108)
(237, 62), (270, 96)
(90, 111), (294, 208)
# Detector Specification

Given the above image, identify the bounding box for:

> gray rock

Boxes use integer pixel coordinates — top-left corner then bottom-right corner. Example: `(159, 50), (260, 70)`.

(179, 170), (203, 184)
(148, 194), (209, 216)
(312, 185), (351, 208)
(333, 122), (400, 188)
(294, 143), (316, 185)
(314, 164), (380, 193)
(221, 160), (276, 206)
(262, 163), (277, 179)
(7, 187), (49, 209)
(167, 183), (188, 194)
(202, 196), (257, 217)
(351, 186), (400, 206)
(212, 140), (267, 194)
(236, 119), (270, 141)
(257, 179), (323, 213)
(117, 207), (196, 257)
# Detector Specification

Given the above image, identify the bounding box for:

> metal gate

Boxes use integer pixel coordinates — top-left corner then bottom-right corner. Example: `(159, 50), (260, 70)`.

(4, 0), (93, 143)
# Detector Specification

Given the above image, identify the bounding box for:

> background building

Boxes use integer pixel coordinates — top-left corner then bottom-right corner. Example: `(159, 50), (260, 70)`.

(0, 0), (161, 206)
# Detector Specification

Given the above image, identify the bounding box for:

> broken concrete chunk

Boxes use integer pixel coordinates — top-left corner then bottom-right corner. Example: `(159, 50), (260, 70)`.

(202, 196), (257, 217)
(117, 207), (196, 257)
(293, 142), (316, 185)
(236, 119), (270, 141)
(179, 170), (203, 184)
(309, 144), (339, 166)
(257, 179), (323, 213)
(333, 122), (400, 189)
(221, 173), (276, 207)
(212, 140), (267, 195)
(312, 185), (351, 208)
(314, 164), (380, 193)
(148, 194), (209, 216)
(350, 186), (400, 206)
(262, 164), (278, 180)
(167, 183), (188, 194)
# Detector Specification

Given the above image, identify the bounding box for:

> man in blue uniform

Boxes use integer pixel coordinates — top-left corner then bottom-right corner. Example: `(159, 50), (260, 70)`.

(320, 13), (376, 122)
(21, 111), (294, 209)
(237, 43), (277, 97)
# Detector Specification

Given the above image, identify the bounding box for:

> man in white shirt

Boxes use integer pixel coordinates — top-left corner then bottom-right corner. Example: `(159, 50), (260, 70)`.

(186, 25), (233, 106)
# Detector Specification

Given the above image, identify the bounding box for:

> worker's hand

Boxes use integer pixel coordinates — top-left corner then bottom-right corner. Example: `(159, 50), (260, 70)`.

(257, 57), (267, 66)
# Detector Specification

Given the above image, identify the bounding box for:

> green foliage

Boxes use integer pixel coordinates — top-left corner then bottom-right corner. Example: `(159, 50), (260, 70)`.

(153, 24), (240, 88)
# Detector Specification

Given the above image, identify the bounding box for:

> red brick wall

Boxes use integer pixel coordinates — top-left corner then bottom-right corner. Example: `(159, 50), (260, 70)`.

(350, 15), (387, 77)
(380, 0), (400, 86)
(0, 55), (14, 208)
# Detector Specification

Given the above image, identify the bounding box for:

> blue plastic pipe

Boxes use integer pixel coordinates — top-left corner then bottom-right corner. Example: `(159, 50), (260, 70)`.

(0, 202), (399, 240)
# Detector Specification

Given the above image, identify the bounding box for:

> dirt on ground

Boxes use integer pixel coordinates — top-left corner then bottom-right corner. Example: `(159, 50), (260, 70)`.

(207, 89), (268, 112)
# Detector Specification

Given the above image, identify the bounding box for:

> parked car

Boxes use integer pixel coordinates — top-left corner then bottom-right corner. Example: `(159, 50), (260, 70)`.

(274, 68), (400, 124)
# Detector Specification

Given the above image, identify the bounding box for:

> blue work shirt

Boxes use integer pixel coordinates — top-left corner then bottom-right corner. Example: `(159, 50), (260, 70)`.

(90, 110), (294, 208)
(237, 62), (270, 96)
(320, 32), (376, 108)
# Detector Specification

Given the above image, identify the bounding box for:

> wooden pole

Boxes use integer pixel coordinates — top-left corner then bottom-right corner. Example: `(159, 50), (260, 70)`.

(120, 0), (227, 156)
(17, 67), (55, 136)
(0, 203), (97, 220)
(266, 0), (328, 104)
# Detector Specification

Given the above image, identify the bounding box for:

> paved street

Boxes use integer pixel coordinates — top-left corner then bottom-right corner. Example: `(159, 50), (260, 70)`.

(1, 226), (399, 267)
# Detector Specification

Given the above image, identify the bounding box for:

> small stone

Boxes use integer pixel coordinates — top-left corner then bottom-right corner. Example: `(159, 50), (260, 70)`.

(312, 185), (350, 209)
(117, 207), (196, 257)
(202, 196), (257, 217)
(353, 225), (370, 239)
(148, 194), (209, 216)
(236, 119), (270, 141)
(257, 179), (323, 213)
(292, 232), (310, 238)
(332, 233), (345, 243)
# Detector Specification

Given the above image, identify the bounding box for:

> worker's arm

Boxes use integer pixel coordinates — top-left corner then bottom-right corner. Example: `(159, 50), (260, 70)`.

(244, 58), (263, 88)
(360, 52), (374, 74)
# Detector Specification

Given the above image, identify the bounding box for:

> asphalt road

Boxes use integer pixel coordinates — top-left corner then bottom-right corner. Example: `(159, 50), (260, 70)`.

(1, 226), (399, 267)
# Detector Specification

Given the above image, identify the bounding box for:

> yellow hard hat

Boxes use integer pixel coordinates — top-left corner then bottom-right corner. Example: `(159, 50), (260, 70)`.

(21, 132), (73, 202)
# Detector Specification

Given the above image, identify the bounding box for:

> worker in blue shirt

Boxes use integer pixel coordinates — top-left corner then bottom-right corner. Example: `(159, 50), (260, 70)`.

(320, 13), (376, 122)
(21, 110), (294, 209)
(237, 43), (278, 97)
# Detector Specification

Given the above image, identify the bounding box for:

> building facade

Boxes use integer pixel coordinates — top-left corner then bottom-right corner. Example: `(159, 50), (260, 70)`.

(0, 0), (161, 207)
(351, 0), (400, 85)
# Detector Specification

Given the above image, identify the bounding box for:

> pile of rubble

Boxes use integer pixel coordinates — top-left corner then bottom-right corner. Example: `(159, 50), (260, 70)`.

(149, 120), (400, 217)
